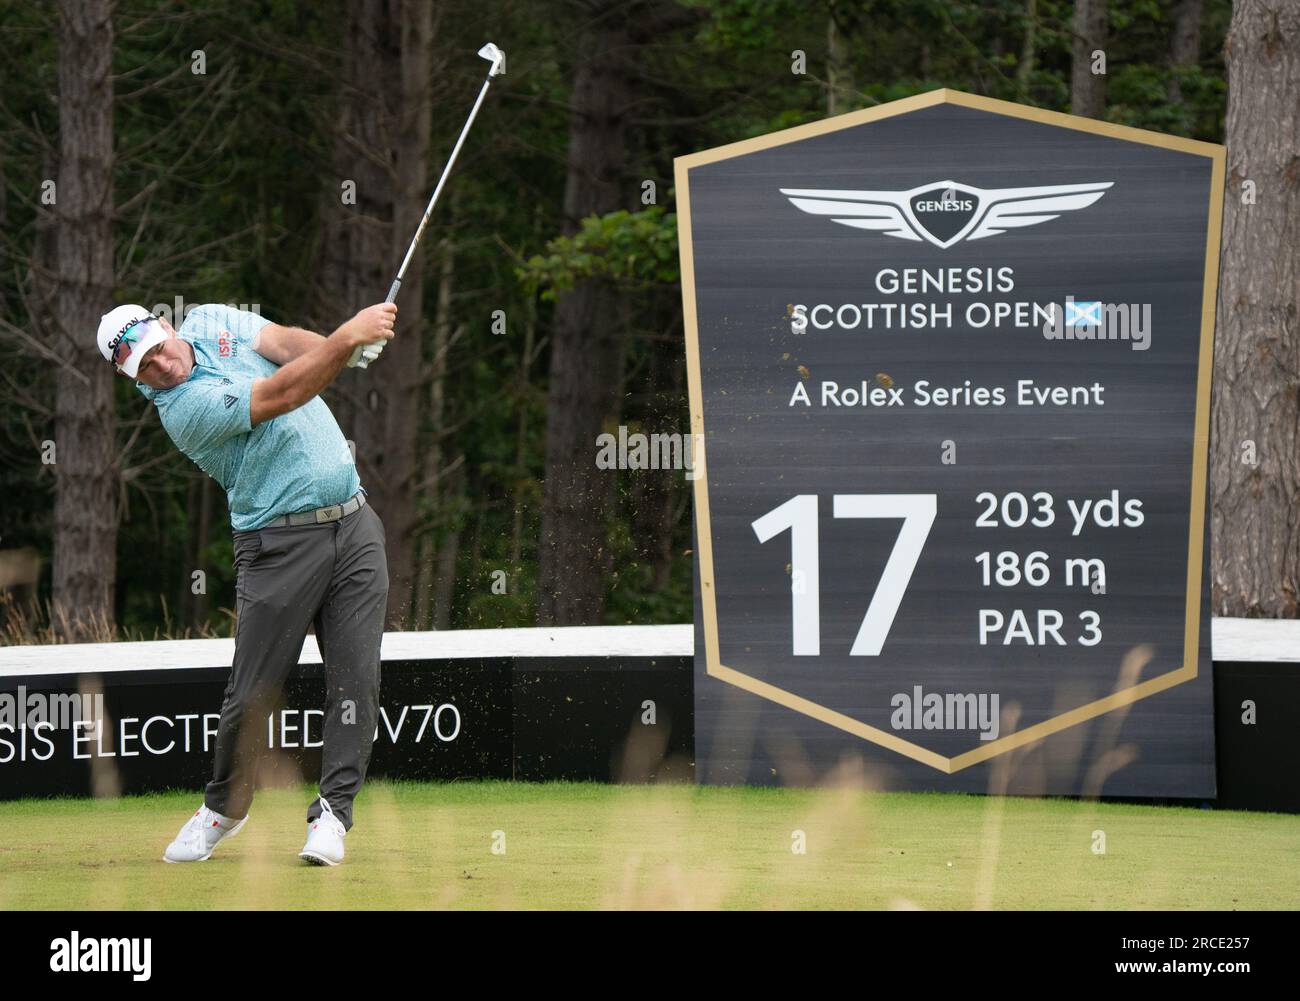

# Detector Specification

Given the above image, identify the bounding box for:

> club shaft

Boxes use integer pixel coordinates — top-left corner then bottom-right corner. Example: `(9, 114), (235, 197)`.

(387, 73), (496, 303)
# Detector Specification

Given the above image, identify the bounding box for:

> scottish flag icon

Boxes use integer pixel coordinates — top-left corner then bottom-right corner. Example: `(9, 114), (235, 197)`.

(1066, 300), (1102, 326)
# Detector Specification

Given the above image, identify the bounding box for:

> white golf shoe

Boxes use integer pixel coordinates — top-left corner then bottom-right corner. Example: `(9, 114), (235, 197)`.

(299, 796), (347, 866)
(163, 804), (247, 863)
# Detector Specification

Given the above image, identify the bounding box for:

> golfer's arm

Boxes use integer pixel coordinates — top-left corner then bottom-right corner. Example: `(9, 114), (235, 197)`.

(250, 336), (353, 425)
(253, 324), (326, 366)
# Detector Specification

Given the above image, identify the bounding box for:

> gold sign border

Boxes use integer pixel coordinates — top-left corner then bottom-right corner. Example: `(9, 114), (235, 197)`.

(674, 89), (1225, 773)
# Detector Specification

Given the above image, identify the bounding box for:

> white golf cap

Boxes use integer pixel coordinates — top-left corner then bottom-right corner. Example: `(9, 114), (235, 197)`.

(97, 304), (168, 378)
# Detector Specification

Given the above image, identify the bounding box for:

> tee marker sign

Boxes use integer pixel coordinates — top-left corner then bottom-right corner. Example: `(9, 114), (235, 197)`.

(677, 90), (1224, 795)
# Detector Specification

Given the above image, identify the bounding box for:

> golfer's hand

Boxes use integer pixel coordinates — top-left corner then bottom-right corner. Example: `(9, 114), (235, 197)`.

(338, 303), (396, 368)
(339, 303), (396, 348)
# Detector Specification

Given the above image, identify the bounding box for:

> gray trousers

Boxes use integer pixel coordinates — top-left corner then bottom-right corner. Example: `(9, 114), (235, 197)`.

(204, 498), (388, 831)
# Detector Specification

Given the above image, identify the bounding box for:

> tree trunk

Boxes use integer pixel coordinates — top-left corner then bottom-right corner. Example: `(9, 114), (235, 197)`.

(1017, 0), (1038, 103)
(432, 469), (462, 631)
(511, 289), (537, 567)
(826, 14), (853, 115)
(1071, 0), (1108, 119)
(536, 5), (633, 626)
(1169, 0), (1204, 106)
(652, 336), (686, 595)
(187, 476), (212, 632)
(414, 238), (455, 630)
(51, 0), (117, 642)
(1212, 1), (1300, 617)
(179, 475), (198, 626)
(313, 0), (435, 628)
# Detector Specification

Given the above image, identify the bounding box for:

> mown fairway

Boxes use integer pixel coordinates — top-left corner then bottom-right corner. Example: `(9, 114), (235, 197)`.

(1, 780), (1296, 910)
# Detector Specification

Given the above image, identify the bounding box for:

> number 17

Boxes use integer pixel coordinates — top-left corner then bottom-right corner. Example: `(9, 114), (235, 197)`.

(751, 494), (937, 656)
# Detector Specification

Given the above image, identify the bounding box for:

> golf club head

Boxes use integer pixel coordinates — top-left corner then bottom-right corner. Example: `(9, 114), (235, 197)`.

(478, 42), (505, 77)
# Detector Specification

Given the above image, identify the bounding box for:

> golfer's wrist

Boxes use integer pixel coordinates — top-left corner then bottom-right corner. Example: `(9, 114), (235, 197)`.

(329, 326), (367, 352)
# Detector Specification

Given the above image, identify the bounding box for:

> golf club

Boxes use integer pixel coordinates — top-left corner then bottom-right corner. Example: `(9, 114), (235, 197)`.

(354, 42), (506, 368)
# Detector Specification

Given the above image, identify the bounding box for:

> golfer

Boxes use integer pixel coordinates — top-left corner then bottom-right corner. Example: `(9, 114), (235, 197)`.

(96, 300), (396, 866)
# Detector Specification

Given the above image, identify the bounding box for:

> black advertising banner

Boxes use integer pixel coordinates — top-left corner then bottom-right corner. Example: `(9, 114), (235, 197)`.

(0, 663), (514, 799)
(0, 654), (696, 799)
(678, 91), (1223, 796)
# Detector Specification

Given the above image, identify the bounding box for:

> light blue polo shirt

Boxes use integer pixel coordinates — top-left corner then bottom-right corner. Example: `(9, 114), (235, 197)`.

(138, 303), (361, 531)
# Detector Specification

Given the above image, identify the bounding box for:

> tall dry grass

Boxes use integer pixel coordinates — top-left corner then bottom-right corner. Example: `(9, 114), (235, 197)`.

(0, 589), (235, 646)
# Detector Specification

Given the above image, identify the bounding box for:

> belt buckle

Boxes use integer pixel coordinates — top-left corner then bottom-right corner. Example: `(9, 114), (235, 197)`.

(315, 504), (343, 524)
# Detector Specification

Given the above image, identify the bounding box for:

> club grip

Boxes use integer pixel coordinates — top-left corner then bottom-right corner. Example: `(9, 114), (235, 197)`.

(385, 278), (402, 304)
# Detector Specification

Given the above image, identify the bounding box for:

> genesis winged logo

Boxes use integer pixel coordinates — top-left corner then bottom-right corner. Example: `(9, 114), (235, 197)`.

(780, 180), (1113, 249)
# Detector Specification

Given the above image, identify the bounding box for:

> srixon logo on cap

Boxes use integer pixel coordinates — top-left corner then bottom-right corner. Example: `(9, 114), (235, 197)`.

(781, 178), (1113, 249)
(107, 318), (141, 358)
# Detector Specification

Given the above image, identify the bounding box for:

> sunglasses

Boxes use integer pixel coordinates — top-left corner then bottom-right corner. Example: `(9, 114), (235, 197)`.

(109, 316), (159, 369)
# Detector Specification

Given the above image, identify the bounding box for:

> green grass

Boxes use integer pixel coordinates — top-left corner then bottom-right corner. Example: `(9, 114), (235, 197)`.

(0, 780), (1296, 910)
